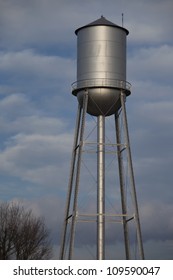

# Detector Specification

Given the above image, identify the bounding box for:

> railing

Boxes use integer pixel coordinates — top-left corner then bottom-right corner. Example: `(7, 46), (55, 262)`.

(71, 78), (131, 92)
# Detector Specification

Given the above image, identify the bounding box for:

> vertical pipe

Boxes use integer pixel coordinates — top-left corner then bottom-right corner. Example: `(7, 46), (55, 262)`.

(115, 112), (131, 259)
(97, 115), (105, 260)
(120, 91), (145, 259)
(59, 104), (82, 259)
(68, 91), (88, 259)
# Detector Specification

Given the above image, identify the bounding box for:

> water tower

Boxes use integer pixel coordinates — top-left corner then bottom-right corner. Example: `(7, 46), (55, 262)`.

(60, 16), (144, 260)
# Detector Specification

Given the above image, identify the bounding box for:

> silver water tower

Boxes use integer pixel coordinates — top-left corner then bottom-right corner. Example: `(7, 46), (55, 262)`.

(60, 16), (144, 260)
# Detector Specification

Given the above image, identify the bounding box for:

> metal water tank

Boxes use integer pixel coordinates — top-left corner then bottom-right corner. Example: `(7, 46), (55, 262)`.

(72, 16), (131, 116)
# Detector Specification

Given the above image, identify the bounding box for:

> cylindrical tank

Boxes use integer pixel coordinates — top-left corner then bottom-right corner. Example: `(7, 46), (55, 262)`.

(72, 16), (131, 116)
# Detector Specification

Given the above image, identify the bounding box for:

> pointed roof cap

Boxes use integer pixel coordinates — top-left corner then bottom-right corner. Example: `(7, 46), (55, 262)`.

(75, 16), (129, 35)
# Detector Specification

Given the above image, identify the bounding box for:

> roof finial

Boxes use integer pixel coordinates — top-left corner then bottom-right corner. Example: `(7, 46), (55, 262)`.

(122, 13), (124, 27)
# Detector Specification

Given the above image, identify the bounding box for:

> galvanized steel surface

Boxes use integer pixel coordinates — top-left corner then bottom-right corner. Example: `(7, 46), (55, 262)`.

(72, 16), (130, 116)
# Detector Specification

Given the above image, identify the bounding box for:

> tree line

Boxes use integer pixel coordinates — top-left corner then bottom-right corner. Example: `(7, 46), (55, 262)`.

(0, 202), (52, 260)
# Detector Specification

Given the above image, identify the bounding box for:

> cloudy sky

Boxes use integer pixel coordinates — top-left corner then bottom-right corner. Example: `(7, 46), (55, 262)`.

(0, 0), (173, 260)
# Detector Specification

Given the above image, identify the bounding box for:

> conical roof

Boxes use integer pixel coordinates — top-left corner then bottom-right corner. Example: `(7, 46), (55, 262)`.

(75, 16), (129, 35)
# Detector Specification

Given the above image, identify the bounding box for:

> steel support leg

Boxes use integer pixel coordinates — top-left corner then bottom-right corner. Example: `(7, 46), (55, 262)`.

(68, 91), (88, 259)
(120, 91), (145, 260)
(97, 115), (105, 260)
(115, 112), (131, 259)
(59, 104), (82, 259)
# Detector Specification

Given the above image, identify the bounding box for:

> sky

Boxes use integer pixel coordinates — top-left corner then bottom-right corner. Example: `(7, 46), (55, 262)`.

(0, 0), (173, 260)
